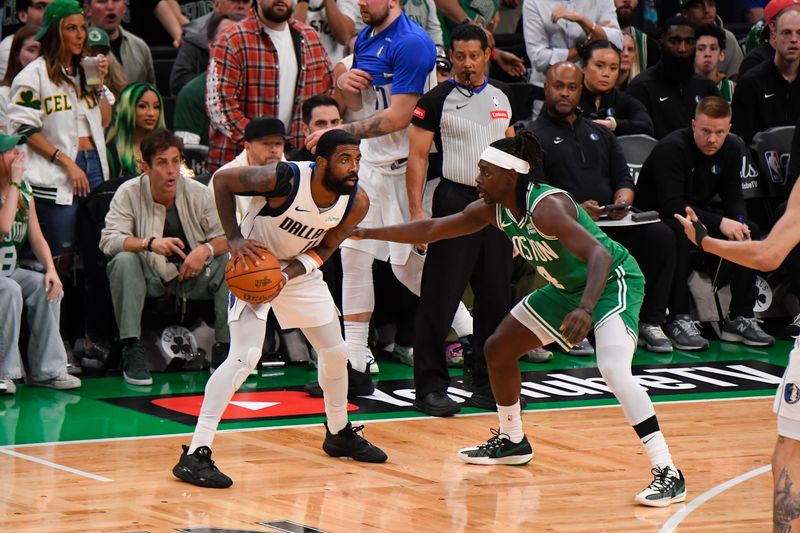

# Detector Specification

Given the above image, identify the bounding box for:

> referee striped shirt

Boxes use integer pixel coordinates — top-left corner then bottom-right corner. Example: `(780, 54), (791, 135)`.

(412, 78), (514, 187)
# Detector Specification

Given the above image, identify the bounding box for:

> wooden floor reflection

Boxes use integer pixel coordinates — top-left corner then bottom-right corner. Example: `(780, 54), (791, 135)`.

(0, 397), (775, 532)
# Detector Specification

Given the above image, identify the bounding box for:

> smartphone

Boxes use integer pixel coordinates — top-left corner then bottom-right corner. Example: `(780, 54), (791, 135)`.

(603, 202), (629, 213)
(631, 210), (659, 222)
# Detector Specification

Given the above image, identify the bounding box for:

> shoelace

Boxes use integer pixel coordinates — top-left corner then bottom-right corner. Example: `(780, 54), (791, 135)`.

(647, 466), (678, 491)
(677, 319), (702, 336)
(642, 324), (668, 340)
(477, 428), (510, 450)
(734, 316), (765, 333)
(792, 314), (800, 328)
(194, 447), (218, 468)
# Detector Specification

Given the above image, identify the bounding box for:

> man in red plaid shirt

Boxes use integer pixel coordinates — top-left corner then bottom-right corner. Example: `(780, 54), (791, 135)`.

(206, 0), (333, 171)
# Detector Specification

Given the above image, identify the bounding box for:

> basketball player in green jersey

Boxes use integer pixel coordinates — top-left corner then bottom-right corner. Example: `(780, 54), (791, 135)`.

(351, 127), (686, 507)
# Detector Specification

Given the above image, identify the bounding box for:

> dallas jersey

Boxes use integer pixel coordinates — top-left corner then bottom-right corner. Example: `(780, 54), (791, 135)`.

(239, 161), (356, 261)
(352, 12), (436, 166)
(497, 183), (633, 293)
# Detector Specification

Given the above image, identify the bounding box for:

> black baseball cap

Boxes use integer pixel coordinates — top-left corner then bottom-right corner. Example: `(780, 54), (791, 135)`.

(244, 118), (288, 142)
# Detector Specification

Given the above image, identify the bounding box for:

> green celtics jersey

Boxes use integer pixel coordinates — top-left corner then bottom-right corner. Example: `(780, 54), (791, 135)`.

(496, 183), (632, 293)
(0, 180), (31, 276)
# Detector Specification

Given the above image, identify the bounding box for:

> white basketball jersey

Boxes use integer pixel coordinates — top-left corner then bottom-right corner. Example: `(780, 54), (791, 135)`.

(239, 162), (355, 261)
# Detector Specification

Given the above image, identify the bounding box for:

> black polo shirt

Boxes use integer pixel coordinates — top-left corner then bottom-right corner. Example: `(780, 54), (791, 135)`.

(578, 87), (654, 136)
(526, 112), (634, 205)
(635, 127), (747, 231)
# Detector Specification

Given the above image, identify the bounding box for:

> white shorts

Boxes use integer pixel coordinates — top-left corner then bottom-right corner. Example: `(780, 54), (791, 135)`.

(227, 269), (338, 329)
(774, 338), (800, 440)
(341, 160), (437, 266)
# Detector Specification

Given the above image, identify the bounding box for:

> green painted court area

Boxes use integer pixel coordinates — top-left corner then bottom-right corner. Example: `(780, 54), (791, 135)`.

(0, 339), (791, 447)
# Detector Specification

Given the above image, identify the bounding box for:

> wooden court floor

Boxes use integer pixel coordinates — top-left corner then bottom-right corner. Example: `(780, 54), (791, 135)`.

(0, 396), (776, 532)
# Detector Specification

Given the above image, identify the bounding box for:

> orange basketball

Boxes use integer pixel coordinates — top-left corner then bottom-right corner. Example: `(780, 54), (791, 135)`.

(225, 245), (283, 304)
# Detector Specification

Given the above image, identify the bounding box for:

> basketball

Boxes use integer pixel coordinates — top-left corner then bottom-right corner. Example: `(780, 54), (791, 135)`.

(225, 245), (283, 304)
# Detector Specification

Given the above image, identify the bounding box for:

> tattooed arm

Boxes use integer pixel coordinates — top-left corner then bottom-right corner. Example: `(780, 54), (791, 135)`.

(774, 437), (800, 532)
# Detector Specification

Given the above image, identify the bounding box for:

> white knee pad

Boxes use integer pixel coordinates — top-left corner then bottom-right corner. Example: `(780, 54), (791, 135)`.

(318, 342), (348, 380)
(341, 247), (375, 315)
(230, 347), (261, 390)
(391, 252), (424, 296)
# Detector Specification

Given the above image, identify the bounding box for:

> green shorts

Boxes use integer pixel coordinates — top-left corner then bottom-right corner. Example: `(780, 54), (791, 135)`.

(509, 257), (644, 351)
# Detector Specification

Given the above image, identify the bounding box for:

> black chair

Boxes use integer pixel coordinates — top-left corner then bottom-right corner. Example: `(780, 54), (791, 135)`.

(616, 134), (658, 184)
(150, 46), (178, 96)
(184, 143), (210, 177)
(751, 126), (796, 197)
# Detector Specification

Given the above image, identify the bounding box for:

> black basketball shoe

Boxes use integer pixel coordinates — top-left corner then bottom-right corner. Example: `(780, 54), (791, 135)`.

(172, 445), (233, 488)
(323, 422), (388, 463)
(457, 429), (534, 465)
(304, 362), (375, 398)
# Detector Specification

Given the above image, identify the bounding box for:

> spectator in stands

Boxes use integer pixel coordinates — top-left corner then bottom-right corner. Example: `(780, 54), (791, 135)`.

(401, 0), (443, 46)
(292, 0), (359, 63)
(578, 40), (654, 135)
(106, 83), (167, 180)
(694, 24), (735, 102)
(87, 26), (127, 99)
(732, 1), (800, 144)
(206, 0), (333, 171)
(8, 0), (112, 268)
(0, 132), (81, 393)
(627, 16), (719, 139)
(617, 32), (641, 89)
(100, 129), (230, 386)
(125, 0), (205, 49)
(615, 0), (660, 70)
(208, 117), (287, 224)
(528, 61), (678, 353)
(680, 0), (744, 78)
(635, 96), (774, 348)
(522, 0), (623, 114)
(170, 0), (249, 95)
(740, 16), (774, 77)
(173, 14), (235, 146)
(288, 94), (342, 161)
(0, 0), (52, 79)
(83, 0), (155, 85)
(0, 27), (41, 130)
(435, 0), (498, 47)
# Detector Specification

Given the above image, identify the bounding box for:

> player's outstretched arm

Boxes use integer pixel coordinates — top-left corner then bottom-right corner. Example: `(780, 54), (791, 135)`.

(675, 180), (800, 271)
(532, 193), (613, 345)
(350, 199), (494, 244)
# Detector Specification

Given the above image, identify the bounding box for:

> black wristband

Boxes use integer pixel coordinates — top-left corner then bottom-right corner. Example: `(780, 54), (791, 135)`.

(578, 305), (593, 316)
(147, 237), (155, 251)
(692, 218), (709, 251)
(50, 148), (61, 163)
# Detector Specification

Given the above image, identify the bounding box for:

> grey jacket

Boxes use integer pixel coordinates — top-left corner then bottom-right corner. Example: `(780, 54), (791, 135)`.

(170, 12), (212, 95)
(118, 28), (156, 86)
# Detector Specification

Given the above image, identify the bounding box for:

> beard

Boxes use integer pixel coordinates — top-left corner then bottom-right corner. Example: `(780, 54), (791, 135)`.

(361, 6), (389, 27)
(262, 4), (294, 23)
(616, 9), (633, 29)
(323, 170), (357, 195)
(660, 52), (696, 82)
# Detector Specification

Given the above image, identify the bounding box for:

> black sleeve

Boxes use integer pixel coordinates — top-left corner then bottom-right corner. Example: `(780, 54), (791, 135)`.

(645, 36), (661, 68)
(731, 74), (758, 144)
(718, 138), (748, 220)
(790, 114), (800, 180)
(614, 92), (654, 136)
(643, 140), (700, 221)
(605, 129), (636, 192)
(625, 78), (651, 116)
(169, 43), (203, 96)
(411, 85), (446, 132)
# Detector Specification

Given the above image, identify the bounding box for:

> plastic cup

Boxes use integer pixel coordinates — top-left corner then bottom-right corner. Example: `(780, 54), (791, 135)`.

(80, 56), (102, 86)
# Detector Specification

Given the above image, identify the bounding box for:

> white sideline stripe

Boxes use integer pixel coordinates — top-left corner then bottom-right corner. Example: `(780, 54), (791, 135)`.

(0, 447), (113, 482)
(659, 464), (771, 533)
(3, 394), (772, 450)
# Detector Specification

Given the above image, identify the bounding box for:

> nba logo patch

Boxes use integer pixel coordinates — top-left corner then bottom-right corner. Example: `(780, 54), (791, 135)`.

(711, 164), (721, 175)
(492, 96), (500, 108)
(695, 95), (703, 103)
(785, 383), (800, 404)
(589, 133), (600, 141)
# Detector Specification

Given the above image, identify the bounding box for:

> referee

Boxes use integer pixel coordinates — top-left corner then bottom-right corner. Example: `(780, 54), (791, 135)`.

(407, 24), (516, 417)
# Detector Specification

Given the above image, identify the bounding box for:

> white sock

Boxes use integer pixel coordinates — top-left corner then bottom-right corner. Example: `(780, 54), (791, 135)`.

(344, 320), (370, 372)
(318, 358), (348, 435)
(497, 401), (524, 443)
(451, 301), (473, 338)
(641, 431), (675, 472)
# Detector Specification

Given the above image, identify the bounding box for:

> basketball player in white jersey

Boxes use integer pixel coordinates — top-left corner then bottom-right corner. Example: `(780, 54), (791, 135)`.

(675, 189), (800, 531)
(173, 130), (387, 489)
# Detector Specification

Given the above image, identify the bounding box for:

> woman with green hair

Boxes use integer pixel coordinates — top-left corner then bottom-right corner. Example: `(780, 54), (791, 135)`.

(106, 82), (165, 180)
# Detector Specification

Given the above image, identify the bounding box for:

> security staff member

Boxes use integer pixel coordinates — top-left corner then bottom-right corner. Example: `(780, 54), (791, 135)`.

(407, 23), (515, 417)
(525, 62), (679, 354)
(627, 16), (719, 139)
(732, 2), (800, 145)
(636, 96), (774, 348)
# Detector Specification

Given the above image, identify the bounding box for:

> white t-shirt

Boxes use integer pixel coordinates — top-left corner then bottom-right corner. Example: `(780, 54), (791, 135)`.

(304, 0), (360, 64)
(0, 34), (13, 80)
(263, 24), (298, 131)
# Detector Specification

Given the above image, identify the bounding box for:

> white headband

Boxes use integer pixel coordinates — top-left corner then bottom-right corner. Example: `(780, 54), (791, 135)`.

(480, 146), (530, 174)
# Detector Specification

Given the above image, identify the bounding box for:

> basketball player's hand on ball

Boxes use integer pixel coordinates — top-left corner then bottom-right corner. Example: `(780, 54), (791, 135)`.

(178, 246), (208, 281)
(560, 307), (592, 346)
(228, 237), (268, 269)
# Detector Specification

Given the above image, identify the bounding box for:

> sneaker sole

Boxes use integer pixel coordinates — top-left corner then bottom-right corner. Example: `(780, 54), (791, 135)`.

(413, 400), (460, 417)
(668, 340), (709, 351)
(123, 372), (153, 386)
(172, 465), (233, 488)
(322, 445), (388, 463)
(719, 331), (774, 347)
(637, 339), (674, 353)
(456, 450), (534, 466)
(635, 489), (687, 507)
